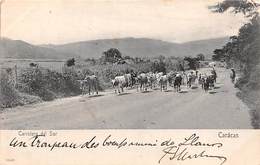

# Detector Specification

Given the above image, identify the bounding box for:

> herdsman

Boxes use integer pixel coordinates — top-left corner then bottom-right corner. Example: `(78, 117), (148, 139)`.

(230, 68), (236, 83)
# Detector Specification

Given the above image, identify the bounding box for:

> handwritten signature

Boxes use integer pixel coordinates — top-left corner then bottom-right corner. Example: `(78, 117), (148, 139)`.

(159, 133), (227, 165)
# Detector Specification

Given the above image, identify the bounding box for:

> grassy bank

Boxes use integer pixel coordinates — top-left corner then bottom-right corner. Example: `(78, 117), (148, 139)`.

(0, 57), (182, 109)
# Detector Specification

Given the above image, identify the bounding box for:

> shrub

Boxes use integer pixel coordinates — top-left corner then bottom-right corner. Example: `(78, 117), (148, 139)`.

(66, 58), (75, 67)
(19, 67), (82, 101)
(0, 70), (21, 108)
(0, 70), (42, 108)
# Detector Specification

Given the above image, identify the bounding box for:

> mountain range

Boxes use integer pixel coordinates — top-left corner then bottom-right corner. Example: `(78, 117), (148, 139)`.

(0, 37), (229, 59)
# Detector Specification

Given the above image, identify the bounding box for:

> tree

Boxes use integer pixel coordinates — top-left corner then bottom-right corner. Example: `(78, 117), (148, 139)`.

(212, 49), (225, 61)
(103, 48), (122, 63)
(196, 53), (205, 61)
(66, 58), (75, 67)
(209, 0), (260, 64)
(209, 0), (259, 16)
(184, 57), (199, 70)
(151, 60), (166, 74)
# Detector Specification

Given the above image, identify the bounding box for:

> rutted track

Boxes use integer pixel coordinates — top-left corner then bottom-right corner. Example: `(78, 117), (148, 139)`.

(0, 68), (252, 129)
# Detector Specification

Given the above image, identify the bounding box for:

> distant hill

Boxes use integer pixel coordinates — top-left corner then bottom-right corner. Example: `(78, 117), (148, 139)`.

(51, 37), (228, 59)
(0, 38), (72, 59)
(0, 37), (229, 59)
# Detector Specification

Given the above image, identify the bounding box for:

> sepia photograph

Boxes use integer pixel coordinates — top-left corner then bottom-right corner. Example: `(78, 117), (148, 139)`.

(0, 0), (259, 129)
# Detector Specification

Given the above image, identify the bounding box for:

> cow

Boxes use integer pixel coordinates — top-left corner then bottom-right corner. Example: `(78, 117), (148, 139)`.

(187, 71), (196, 88)
(198, 74), (206, 89)
(167, 71), (177, 87)
(112, 76), (127, 94)
(79, 80), (88, 95)
(202, 74), (214, 92)
(79, 75), (99, 95)
(147, 72), (157, 89)
(203, 77), (210, 92)
(155, 72), (164, 86)
(137, 73), (148, 92)
(209, 62), (216, 68)
(211, 69), (217, 83)
(174, 74), (182, 92)
(124, 73), (132, 88)
(159, 75), (168, 91)
(208, 74), (215, 88)
(130, 71), (138, 88)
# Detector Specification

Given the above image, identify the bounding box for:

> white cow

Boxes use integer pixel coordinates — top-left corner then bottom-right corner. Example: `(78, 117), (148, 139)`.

(209, 62), (216, 68)
(124, 73), (132, 88)
(112, 76), (127, 94)
(159, 75), (168, 91)
(155, 72), (164, 86)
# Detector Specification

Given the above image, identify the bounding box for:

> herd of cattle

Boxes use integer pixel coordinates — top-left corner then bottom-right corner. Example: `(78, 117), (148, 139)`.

(78, 69), (218, 96)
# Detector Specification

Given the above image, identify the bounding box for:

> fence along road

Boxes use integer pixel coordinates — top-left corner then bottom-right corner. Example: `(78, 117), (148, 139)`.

(0, 67), (252, 129)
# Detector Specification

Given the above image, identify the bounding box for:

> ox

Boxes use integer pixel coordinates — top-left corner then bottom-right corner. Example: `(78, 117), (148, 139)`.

(167, 71), (177, 87)
(155, 72), (163, 87)
(112, 76), (127, 94)
(137, 73), (148, 92)
(187, 72), (196, 88)
(130, 72), (138, 88)
(147, 72), (157, 89)
(124, 73), (132, 88)
(174, 74), (182, 92)
(202, 74), (214, 92)
(159, 75), (168, 91)
(79, 75), (99, 95)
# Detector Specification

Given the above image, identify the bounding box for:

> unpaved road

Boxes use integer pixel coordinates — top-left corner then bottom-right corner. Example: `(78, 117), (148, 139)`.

(0, 68), (252, 129)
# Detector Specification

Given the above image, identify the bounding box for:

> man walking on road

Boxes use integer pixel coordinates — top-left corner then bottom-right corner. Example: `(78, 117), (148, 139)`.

(230, 68), (236, 83)
(211, 68), (217, 83)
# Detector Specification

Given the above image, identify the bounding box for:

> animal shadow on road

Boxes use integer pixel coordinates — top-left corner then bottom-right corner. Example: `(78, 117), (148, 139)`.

(88, 94), (104, 98)
(214, 86), (221, 89)
(79, 94), (104, 102)
(179, 90), (188, 94)
(117, 92), (131, 96)
(191, 86), (198, 89)
(209, 91), (217, 94)
(79, 99), (86, 102)
(141, 90), (153, 93)
(164, 89), (173, 92)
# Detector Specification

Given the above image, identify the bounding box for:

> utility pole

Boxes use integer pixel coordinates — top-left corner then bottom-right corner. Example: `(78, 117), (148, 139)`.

(0, 0), (5, 40)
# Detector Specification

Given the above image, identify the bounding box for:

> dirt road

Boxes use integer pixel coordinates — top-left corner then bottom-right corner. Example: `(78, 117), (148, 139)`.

(0, 68), (252, 129)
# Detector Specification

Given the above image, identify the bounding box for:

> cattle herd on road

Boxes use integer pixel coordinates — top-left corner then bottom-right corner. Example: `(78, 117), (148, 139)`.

(78, 67), (218, 96)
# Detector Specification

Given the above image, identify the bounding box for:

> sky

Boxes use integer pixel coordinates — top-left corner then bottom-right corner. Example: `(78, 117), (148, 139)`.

(1, 0), (250, 45)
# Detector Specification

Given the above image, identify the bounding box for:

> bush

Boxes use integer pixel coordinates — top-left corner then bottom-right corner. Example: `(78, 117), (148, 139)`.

(19, 67), (82, 101)
(0, 70), (41, 108)
(0, 70), (21, 108)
